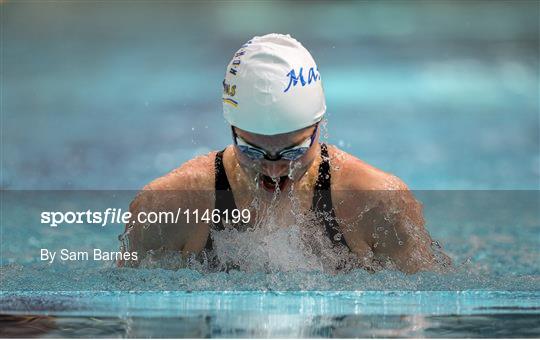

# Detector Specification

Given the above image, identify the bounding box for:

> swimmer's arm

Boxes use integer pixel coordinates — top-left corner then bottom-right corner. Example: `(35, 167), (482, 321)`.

(370, 187), (449, 274)
(117, 187), (211, 267)
(336, 190), (436, 273)
(117, 153), (216, 267)
(330, 149), (450, 273)
(117, 190), (170, 267)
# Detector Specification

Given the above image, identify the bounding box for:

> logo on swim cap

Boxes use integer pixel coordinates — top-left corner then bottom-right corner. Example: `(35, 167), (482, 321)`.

(222, 33), (326, 135)
(222, 40), (251, 109)
(284, 67), (321, 93)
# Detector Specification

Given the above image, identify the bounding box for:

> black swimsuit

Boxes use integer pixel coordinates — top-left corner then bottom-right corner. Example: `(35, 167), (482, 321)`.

(204, 143), (349, 252)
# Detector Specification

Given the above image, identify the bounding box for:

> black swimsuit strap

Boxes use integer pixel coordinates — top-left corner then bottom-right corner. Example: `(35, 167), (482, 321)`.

(312, 143), (349, 248)
(205, 148), (236, 251)
(214, 148), (237, 223)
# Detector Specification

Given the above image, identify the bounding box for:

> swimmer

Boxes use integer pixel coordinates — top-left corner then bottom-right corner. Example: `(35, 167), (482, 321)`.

(120, 33), (450, 273)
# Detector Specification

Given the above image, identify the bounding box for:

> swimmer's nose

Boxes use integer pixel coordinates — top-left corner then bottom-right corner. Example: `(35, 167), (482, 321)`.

(260, 160), (289, 178)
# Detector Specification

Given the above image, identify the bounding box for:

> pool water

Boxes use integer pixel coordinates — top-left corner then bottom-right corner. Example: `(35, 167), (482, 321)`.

(1, 291), (539, 338)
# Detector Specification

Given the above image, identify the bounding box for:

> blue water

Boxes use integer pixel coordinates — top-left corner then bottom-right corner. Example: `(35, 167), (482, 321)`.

(1, 1), (539, 338)
(2, 1), (538, 190)
(1, 291), (539, 337)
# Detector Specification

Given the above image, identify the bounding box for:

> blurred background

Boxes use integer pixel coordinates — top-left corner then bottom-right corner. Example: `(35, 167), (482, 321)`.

(2, 0), (539, 189)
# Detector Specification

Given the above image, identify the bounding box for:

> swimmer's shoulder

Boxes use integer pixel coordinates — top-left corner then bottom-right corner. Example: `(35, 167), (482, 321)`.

(130, 151), (220, 211)
(144, 151), (218, 191)
(326, 144), (408, 192)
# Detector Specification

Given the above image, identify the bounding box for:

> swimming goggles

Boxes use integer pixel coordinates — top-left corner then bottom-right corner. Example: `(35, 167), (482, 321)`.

(232, 124), (318, 161)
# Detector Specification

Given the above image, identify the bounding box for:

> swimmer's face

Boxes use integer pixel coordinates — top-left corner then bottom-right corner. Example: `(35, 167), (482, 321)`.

(232, 124), (320, 191)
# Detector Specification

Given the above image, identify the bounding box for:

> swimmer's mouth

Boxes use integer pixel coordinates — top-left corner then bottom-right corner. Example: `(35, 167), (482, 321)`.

(260, 174), (289, 192)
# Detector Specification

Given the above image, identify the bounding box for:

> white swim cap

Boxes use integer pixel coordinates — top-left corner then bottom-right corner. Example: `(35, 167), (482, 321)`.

(222, 33), (326, 135)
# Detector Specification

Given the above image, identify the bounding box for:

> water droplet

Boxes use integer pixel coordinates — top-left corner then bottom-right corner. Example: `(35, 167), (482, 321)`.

(398, 241), (404, 246)
(334, 233), (342, 241)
